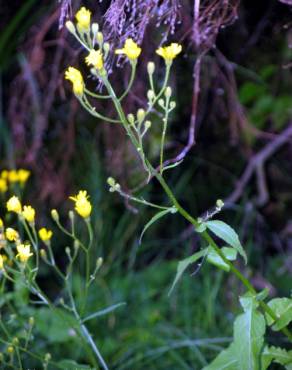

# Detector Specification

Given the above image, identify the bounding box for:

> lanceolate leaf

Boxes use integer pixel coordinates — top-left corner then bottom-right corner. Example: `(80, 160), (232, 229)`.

(206, 246), (237, 272)
(206, 220), (247, 263)
(202, 344), (238, 370)
(261, 346), (292, 369)
(168, 248), (207, 295)
(234, 296), (266, 370)
(265, 297), (292, 331)
(139, 207), (176, 244)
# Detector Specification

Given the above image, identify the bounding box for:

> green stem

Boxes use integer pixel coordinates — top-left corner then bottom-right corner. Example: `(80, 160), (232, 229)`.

(119, 61), (136, 101)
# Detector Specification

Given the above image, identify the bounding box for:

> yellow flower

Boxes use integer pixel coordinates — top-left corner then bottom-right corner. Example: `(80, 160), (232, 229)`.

(85, 50), (104, 70)
(69, 190), (92, 218)
(18, 169), (30, 184)
(156, 43), (182, 63)
(65, 67), (84, 96)
(8, 170), (19, 183)
(16, 244), (33, 263)
(22, 205), (36, 223)
(39, 228), (53, 242)
(0, 178), (7, 193)
(5, 228), (19, 242)
(1, 170), (8, 179)
(75, 7), (91, 32)
(115, 38), (141, 60)
(6, 196), (22, 214)
(0, 218), (3, 229)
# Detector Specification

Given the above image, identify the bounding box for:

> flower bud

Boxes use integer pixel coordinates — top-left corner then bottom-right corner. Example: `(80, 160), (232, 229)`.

(107, 177), (116, 187)
(170, 101), (176, 109)
(29, 317), (35, 326)
(65, 21), (75, 34)
(68, 210), (74, 221)
(165, 86), (172, 98)
(97, 32), (103, 44)
(158, 99), (164, 107)
(12, 338), (19, 345)
(127, 114), (135, 125)
(65, 247), (71, 256)
(40, 249), (47, 259)
(147, 90), (155, 101)
(137, 109), (145, 123)
(7, 346), (14, 354)
(51, 209), (59, 222)
(216, 199), (224, 209)
(145, 120), (151, 129)
(147, 62), (155, 75)
(91, 23), (99, 34)
(96, 257), (103, 269)
(44, 353), (51, 362)
(103, 42), (110, 53)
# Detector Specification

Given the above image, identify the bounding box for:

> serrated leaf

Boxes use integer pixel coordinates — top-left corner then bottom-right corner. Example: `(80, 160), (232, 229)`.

(265, 297), (292, 331)
(139, 207), (176, 244)
(168, 248), (207, 295)
(234, 296), (266, 370)
(203, 343), (238, 370)
(207, 246), (237, 272)
(261, 346), (292, 369)
(206, 220), (247, 263)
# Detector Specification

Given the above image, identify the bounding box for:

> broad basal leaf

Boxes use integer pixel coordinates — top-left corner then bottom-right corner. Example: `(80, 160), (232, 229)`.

(203, 343), (238, 370)
(265, 297), (292, 331)
(206, 220), (247, 263)
(168, 248), (207, 295)
(234, 296), (266, 370)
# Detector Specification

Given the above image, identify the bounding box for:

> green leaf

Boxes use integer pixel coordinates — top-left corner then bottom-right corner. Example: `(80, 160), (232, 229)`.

(234, 296), (266, 370)
(206, 220), (247, 263)
(203, 343), (238, 370)
(207, 246), (237, 272)
(58, 360), (91, 369)
(265, 297), (292, 331)
(261, 346), (292, 369)
(139, 207), (176, 244)
(168, 248), (207, 295)
(82, 302), (126, 323)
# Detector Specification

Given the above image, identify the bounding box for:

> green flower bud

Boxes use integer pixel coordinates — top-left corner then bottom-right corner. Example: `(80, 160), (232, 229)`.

(65, 21), (75, 34)
(169, 101), (176, 109)
(97, 32), (103, 44)
(91, 23), (99, 34)
(137, 109), (145, 123)
(147, 62), (155, 75)
(107, 177), (116, 187)
(164, 87), (172, 98)
(127, 114), (135, 125)
(147, 90), (155, 101)
(96, 257), (103, 269)
(145, 120), (151, 129)
(51, 209), (59, 222)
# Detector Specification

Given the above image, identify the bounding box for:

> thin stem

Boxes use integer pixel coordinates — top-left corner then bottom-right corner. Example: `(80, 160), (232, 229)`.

(85, 88), (111, 99)
(119, 61), (136, 101)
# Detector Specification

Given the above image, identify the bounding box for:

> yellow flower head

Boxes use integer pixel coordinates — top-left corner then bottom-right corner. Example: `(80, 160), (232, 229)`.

(16, 243), (33, 263)
(22, 205), (36, 223)
(156, 43), (182, 63)
(115, 38), (141, 60)
(69, 190), (92, 218)
(0, 218), (3, 229)
(8, 170), (19, 183)
(1, 170), (8, 179)
(65, 67), (84, 96)
(0, 178), (8, 193)
(39, 228), (53, 242)
(18, 169), (30, 184)
(5, 228), (19, 242)
(85, 49), (104, 70)
(7, 196), (22, 214)
(0, 255), (4, 269)
(75, 7), (91, 32)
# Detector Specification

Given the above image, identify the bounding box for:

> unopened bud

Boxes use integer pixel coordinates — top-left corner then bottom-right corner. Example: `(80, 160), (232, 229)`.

(29, 317), (35, 326)
(91, 23), (99, 34)
(51, 209), (59, 222)
(170, 101), (176, 109)
(147, 90), (155, 101)
(44, 353), (51, 362)
(216, 199), (224, 209)
(127, 114), (135, 125)
(158, 99), (164, 107)
(107, 177), (116, 187)
(65, 247), (71, 256)
(145, 120), (151, 129)
(137, 109), (145, 123)
(68, 210), (74, 221)
(7, 346), (14, 354)
(40, 249), (47, 259)
(96, 257), (103, 269)
(65, 21), (75, 34)
(12, 338), (19, 346)
(147, 62), (155, 75)
(97, 32), (103, 44)
(165, 87), (172, 98)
